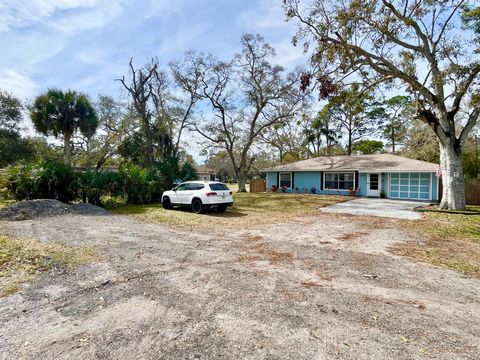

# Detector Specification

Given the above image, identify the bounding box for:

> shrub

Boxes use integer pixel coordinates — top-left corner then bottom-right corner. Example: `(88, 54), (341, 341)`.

(119, 165), (167, 204)
(5, 162), (76, 202)
(78, 170), (123, 206)
(2, 162), (170, 206)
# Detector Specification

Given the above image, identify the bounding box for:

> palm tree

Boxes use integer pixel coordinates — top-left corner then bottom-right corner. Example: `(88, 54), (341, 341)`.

(31, 89), (98, 165)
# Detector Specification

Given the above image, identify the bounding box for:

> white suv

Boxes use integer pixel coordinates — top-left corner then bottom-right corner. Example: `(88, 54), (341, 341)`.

(161, 181), (234, 214)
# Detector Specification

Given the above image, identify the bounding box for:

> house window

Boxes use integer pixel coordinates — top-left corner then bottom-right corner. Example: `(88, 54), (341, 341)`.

(324, 172), (354, 190)
(279, 173), (292, 188)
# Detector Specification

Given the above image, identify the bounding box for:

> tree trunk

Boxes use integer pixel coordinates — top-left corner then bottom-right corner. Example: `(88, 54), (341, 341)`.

(143, 114), (154, 167)
(439, 142), (466, 210)
(237, 172), (248, 193)
(392, 127), (396, 154)
(347, 131), (352, 155)
(63, 132), (71, 165)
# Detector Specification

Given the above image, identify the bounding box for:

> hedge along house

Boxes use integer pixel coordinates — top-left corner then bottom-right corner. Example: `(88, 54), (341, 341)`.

(264, 154), (440, 201)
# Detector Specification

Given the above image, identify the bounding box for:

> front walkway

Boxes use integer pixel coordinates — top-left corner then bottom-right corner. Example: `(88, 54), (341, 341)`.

(319, 197), (428, 220)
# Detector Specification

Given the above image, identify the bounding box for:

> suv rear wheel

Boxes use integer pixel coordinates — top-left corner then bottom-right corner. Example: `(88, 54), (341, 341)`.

(191, 198), (203, 214)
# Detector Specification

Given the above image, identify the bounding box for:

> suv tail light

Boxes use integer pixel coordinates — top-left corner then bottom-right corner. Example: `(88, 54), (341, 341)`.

(229, 191), (233, 195)
(206, 192), (217, 197)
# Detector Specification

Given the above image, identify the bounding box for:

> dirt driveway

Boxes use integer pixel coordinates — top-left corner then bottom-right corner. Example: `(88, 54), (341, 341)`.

(1, 212), (479, 359)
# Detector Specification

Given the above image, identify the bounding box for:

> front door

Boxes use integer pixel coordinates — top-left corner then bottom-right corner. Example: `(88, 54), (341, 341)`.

(367, 173), (381, 197)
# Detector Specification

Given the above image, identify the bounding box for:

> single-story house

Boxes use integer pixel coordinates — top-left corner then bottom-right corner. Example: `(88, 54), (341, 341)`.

(264, 154), (439, 201)
(194, 165), (216, 182)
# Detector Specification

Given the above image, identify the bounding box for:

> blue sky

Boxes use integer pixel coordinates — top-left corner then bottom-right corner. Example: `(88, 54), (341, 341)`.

(0, 0), (305, 101)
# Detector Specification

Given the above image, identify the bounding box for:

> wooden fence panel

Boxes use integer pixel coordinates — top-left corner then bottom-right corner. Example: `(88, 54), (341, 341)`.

(466, 179), (480, 205)
(250, 179), (266, 193)
(438, 177), (480, 205)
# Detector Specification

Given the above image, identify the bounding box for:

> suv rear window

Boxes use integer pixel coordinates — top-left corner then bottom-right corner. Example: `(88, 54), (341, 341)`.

(209, 183), (229, 191)
(186, 183), (204, 190)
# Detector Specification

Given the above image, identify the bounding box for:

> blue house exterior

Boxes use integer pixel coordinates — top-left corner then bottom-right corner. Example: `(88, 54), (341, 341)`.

(264, 154), (439, 202)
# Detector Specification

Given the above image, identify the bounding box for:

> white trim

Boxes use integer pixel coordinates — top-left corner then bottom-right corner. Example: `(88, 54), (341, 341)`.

(387, 173), (390, 197)
(322, 171), (356, 191)
(429, 172), (432, 200)
(388, 173), (391, 198)
(367, 173), (381, 197)
(279, 172), (292, 189)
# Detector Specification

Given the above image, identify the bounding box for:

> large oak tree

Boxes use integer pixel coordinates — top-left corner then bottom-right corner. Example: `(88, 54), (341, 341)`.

(186, 34), (306, 192)
(284, 0), (480, 209)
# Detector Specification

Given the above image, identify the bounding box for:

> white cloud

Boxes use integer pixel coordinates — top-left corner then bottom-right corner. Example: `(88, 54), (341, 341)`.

(157, 22), (212, 58)
(0, 0), (103, 32)
(0, 69), (38, 99)
(237, 0), (288, 30)
(49, 1), (123, 36)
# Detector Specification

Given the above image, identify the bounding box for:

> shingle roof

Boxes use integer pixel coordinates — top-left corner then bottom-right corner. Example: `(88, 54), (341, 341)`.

(264, 154), (438, 172)
(194, 165), (215, 174)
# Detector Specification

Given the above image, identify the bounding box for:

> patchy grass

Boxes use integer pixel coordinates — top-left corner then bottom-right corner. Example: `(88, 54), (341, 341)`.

(392, 206), (480, 277)
(415, 206), (480, 242)
(112, 193), (348, 229)
(0, 199), (13, 209)
(0, 232), (96, 296)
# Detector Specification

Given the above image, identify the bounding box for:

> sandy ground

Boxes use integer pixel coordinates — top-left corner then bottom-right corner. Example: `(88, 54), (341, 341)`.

(1, 212), (479, 360)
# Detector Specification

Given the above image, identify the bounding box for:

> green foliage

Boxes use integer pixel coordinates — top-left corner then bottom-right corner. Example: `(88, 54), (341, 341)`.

(156, 155), (181, 186)
(402, 120), (440, 163)
(462, 5), (480, 34)
(5, 163), (77, 203)
(180, 161), (198, 181)
(30, 89), (99, 164)
(31, 89), (98, 138)
(78, 170), (123, 205)
(119, 165), (167, 204)
(0, 90), (22, 132)
(0, 130), (35, 167)
(352, 139), (384, 154)
(462, 135), (480, 179)
(2, 162), (171, 206)
(27, 137), (63, 163)
(324, 83), (374, 154)
(369, 96), (413, 153)
(0, 90), (36, 167)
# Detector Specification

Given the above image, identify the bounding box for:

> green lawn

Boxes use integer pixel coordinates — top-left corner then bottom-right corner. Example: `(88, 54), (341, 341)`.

(112, 192), (348, 228)
(392, 205), (480, 277)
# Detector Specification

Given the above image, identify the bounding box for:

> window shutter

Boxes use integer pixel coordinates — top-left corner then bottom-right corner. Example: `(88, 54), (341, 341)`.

(320, 172), (323, 190)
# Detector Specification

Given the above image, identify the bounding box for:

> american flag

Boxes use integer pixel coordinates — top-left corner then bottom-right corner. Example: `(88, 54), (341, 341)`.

(435, 166), (442, 177)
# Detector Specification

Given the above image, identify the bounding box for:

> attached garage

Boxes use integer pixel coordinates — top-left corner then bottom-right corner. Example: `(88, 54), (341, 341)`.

(388, 172), (434, 200)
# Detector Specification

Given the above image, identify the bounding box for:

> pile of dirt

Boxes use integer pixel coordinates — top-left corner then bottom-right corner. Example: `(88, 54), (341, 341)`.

(0, 199), (109, 221)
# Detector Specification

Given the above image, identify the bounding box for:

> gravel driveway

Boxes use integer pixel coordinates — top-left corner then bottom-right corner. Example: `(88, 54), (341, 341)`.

(1, 212), (479, 359)
(319, 198), (428, 220)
